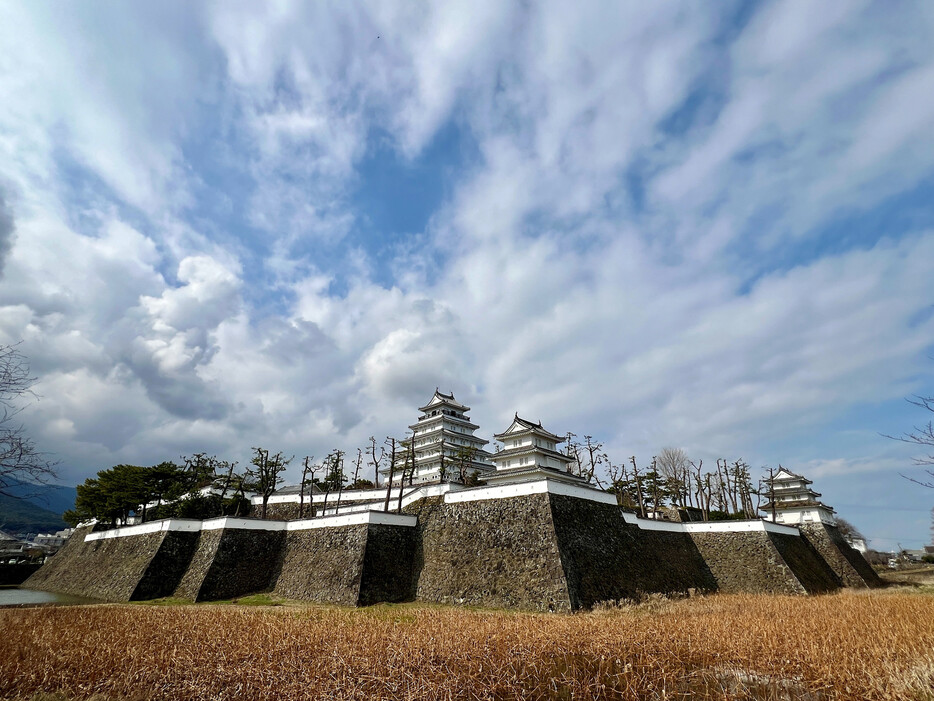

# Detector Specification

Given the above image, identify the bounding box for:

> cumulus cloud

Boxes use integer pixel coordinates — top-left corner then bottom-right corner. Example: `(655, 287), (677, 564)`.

(0, 2), (933, 546)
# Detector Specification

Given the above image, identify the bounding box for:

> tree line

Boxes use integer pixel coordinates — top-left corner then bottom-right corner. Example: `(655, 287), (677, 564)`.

(565, 439), (771, 521)
(64, 430), (490, 527)
(68, 433), (788, 527)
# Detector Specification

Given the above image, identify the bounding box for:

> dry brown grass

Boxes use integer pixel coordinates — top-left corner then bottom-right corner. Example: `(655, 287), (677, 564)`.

(1, 589), (933, 700)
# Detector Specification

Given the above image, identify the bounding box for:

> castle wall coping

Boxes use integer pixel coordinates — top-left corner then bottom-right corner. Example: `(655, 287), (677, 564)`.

(284, 511), (417, 530)
(85, 519), (202, 540)
(685, 519), (799, 535)
(85, 512), (416, 541)
(619, 512), (799, 535)
(443, 479), (618, 505)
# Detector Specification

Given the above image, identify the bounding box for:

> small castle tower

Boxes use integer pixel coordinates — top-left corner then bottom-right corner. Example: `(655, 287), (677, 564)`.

(382, 389), (494, 485)
(759, 467), (836, 526)
(485, 414), (586, 486)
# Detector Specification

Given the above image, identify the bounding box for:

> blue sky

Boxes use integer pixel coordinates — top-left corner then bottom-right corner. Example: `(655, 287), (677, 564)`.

(1, 1), (933, 548)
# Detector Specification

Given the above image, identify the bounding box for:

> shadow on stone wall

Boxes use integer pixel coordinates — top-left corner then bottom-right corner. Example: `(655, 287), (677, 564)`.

(24, 525), (197, 602)
(767, 531), (840, 594)
(177, 529), (285, 602)
(799, 523), (883, 588)
(549, 495), (718, 608)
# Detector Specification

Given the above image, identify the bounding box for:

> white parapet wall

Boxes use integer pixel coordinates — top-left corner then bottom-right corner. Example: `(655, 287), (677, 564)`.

(444, 478), (618, 505)
(85, 511), (416, 541)
(620, 511), (799, 536)
(85, 519), (203, 540)
(442, 478), (803, 537)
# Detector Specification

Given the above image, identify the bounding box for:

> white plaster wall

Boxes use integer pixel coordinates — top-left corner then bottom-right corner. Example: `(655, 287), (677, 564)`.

(84, 511), (417, 540)
(444, 478), (616, 505)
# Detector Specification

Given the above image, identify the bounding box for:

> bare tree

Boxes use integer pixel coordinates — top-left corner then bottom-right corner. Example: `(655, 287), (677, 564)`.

(565, 432), (580, 474)
(886, 394), (934, 488)
(383, 437), (398, 512)
(247, 447), (292, 519)
(333, 450), (348, 513)
(298, 456), (318, 519)
(577, 436), (605, 483)
(835, 517), (866, 544)
(760, 467), (778, 523)
(656, 447), (690, 507)
(397, 434), (416, 512)
(629, 456), (647, 518)
(689, 459), (711, 520)
(0, 344), (58, 497)
(319, 450), (344, 516)
(211, 459), (239, 517)
(367, 436), (384, 489)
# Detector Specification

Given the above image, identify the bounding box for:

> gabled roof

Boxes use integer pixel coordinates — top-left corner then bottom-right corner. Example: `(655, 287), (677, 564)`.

(772, 467), (812, 484)
(419, 389), (469, 413)
(492, 444), (572, 464)
(494, 413), (564, 442)
(759, 499), (835, 513)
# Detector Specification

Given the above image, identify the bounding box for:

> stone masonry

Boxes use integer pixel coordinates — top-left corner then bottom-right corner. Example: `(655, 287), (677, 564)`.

(25, 482), (881, 610)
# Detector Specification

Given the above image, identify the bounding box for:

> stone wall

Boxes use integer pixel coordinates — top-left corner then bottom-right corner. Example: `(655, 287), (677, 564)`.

(357, 523), (417, 605)
(131, 531), (200, 599)
(22, 525), (195, 601)
(548, 494), (717, 608)
(767, 531), (840, 594)
(261, 499), (385, 521)
(269, 521), (415, 605)
(272, 525), (368, 605)
(799, 523), (883, 588)
(19, 483), (875, 611)
(261, 503), (309, 521)
(173, 530), (223, 600)
(176, 528), (285, 602)
(688, 529), (840, 595)
(407, 495), (573, 612)
(690, 531), (802, 594)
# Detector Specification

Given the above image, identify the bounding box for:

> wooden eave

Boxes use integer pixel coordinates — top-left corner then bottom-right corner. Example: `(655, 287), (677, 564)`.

(493, 445), (572, 463)
(494, 415), (564, 442)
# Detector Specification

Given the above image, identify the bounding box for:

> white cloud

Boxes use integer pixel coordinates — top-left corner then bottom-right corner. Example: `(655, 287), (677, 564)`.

(0, 1), (932, 554)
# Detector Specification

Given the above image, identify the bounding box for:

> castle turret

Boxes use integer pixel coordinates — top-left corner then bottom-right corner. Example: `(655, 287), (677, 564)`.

(382, 390), (494, 485)
(484, 414), (587, 486)
(759, 467), (837, 525)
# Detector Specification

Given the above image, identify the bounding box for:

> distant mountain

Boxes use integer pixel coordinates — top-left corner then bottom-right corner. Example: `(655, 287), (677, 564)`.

(3, 480), (77, 517)
(0, 493), (67, 535)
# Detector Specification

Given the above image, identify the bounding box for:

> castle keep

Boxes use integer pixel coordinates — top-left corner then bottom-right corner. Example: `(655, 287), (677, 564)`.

(26, 391), (881, 610)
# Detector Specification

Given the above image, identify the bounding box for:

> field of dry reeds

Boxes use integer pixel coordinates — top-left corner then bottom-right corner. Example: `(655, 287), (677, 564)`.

(1, 589), (933, 701)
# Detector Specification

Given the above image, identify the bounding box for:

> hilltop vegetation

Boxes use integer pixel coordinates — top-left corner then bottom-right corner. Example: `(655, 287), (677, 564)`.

(0, 493), (65, 534)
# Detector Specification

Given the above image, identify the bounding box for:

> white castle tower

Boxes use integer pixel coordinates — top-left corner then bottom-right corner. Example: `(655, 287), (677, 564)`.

(759, 467), (837, 526)
(382, 390), (494, 485)
(485, 414), (585, 486)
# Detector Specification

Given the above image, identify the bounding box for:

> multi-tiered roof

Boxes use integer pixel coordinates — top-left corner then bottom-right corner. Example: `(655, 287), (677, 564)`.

(382, 390), (494, 485)
(759, 467), (836, 525)
(486, 414), (585, 486)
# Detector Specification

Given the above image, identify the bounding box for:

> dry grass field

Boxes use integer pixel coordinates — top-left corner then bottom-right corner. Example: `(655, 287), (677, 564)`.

(1, 589), (933, 701)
